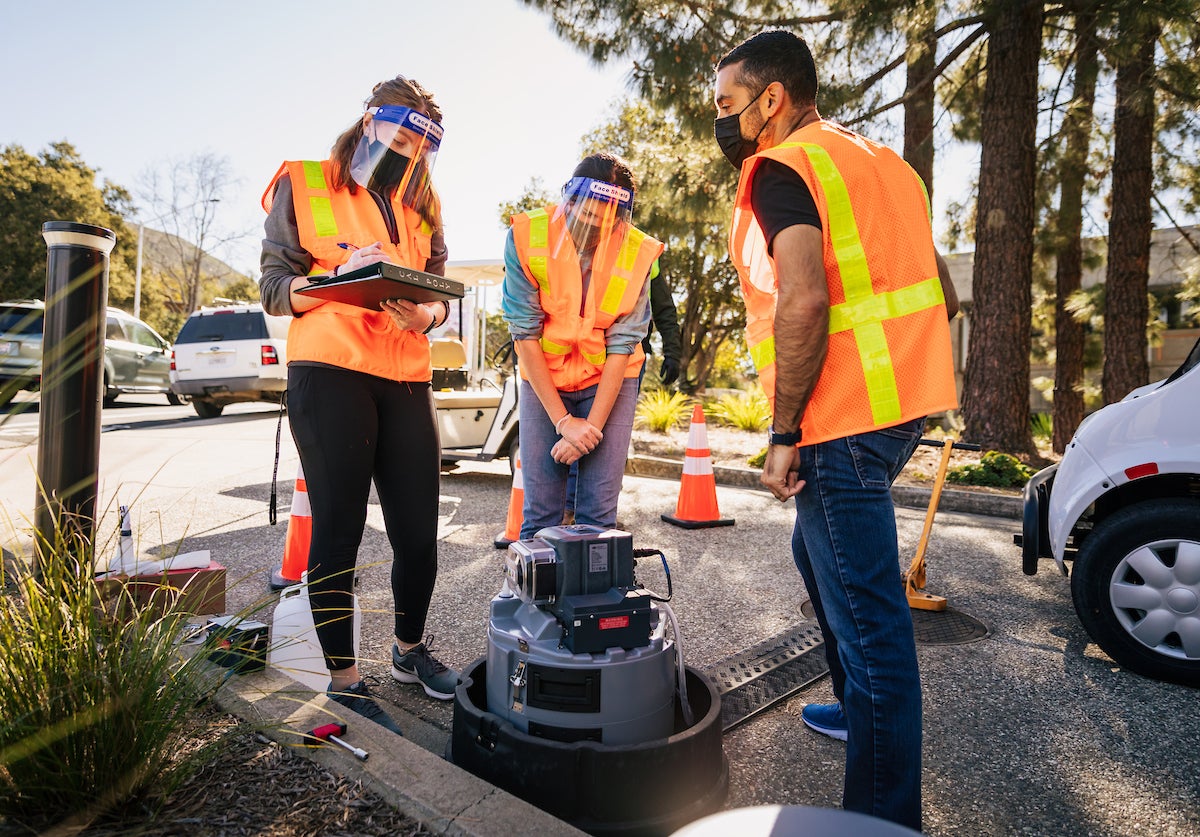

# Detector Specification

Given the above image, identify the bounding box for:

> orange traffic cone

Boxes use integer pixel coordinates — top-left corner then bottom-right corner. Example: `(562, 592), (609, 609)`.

(270, 464), (312, 590)
(662, 405), (735, 529)
(494, 456), (524, 549)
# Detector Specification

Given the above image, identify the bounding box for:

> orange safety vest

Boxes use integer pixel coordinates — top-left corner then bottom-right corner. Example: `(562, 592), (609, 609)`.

(511, 206), (664, 391)
(729, 121), (957, 445)
(261, 159), (436, 383)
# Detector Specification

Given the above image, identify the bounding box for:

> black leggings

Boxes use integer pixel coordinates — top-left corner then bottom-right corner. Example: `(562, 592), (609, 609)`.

(287, 364), (440, 671)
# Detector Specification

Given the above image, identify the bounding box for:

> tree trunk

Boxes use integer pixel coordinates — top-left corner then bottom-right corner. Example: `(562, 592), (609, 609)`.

(1051, 3), (1099, 453)
(961, 1), (1043, 456)
(1102, 10), (1159, 404)
(903, 2), (937, 199)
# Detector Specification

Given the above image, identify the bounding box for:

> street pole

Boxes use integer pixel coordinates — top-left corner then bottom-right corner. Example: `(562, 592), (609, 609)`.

(35, 221), (116, 577)
(134, 222), (144, 320)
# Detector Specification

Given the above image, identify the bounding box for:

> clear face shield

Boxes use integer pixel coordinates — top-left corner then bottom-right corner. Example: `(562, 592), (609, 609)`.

(551, 177), (634, 263)
(349, 105), (443, 208)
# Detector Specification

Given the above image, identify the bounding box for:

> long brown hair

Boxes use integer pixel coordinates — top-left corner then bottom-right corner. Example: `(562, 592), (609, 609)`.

(329, 76), (444, 232)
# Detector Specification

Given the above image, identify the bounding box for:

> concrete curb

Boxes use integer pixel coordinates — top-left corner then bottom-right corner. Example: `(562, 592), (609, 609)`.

(213, 665), (586, 837)
(626, 454), (1022, 520)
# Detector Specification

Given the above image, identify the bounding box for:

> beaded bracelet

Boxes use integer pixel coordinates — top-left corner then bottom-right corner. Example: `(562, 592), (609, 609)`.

(554, 414), (571, 435)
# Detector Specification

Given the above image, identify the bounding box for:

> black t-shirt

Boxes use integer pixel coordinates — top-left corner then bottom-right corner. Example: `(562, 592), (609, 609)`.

(749, 160), (822, 255)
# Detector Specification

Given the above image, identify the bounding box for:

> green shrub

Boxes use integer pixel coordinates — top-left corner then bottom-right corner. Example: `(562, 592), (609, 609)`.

(707, 387), (771, 432)
(635, 389), (693, 433)
(0, 515), (219, 830)
(748, 447), (768, 469)
(1030, 412), (1053, 442)
(947, 451), (1035, 488)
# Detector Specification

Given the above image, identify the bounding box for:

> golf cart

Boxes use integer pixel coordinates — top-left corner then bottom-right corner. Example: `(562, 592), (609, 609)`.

(1017, 334), (1200, 686)
(432, 337), (519, 472)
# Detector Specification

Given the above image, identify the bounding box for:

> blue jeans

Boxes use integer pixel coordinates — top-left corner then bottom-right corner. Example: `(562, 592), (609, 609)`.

(519, 377), (638, 538)
(565, 363), (649, 514)
(790, 418), (924, 829)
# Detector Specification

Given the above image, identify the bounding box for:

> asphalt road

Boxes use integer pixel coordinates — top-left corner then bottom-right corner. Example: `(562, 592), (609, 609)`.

(1, 395), (1196, 836)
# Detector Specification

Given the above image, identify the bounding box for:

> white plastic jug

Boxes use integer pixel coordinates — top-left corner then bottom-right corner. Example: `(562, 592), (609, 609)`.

(268, 574), (362, 692)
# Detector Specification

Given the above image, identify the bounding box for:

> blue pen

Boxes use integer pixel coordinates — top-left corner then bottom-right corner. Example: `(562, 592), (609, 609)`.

(337, 242), (359, 251)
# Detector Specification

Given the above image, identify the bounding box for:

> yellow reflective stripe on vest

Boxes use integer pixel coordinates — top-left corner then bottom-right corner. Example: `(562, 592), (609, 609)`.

(599, 276), (627, 316)
(599, 229), (646, 316)
(300, 161), (338, 238)
(583, 348), (606, 365)
(526, 209), (550, 293)
(827, 277), (944, 335)
(798, 142), (901, 426)
(750, 335), (775, 372)
(540, 336), (571, 355)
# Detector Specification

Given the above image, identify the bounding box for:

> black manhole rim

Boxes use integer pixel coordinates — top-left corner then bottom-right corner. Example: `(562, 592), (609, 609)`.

(912, 606), (989, 645)
(802, 599), (988, 646)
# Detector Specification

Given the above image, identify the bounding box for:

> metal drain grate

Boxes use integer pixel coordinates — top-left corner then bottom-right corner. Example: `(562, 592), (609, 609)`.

(912, 606), (989, 645)
(703, 622), (829, 733)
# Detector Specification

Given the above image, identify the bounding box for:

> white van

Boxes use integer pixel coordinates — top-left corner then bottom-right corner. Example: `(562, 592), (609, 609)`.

(170, 303), (289, 418)
(1019, 336), (1200, 686)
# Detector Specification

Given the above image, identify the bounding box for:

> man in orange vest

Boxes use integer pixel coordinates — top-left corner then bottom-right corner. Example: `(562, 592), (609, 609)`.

(715, 31), (959, 830)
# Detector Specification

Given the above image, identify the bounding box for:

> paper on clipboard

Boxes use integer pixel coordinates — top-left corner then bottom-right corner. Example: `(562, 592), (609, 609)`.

(297, 263), (465, 309)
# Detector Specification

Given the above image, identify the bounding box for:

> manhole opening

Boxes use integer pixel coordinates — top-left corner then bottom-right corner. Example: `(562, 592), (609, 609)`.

(912, 606), (990, 645)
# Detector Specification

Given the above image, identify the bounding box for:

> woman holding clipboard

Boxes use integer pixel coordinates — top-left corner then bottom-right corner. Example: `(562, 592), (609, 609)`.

(259, 75), (459, 735)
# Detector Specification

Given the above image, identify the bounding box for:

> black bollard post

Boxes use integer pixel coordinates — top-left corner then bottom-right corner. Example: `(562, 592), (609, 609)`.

(34, 222), (116, 575)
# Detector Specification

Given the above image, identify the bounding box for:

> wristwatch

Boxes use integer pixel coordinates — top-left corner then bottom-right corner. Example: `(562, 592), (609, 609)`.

(768, 425), (802, 447)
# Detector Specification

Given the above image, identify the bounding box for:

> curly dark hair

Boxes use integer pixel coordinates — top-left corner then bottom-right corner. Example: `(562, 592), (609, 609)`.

(717, 30), (818, 107)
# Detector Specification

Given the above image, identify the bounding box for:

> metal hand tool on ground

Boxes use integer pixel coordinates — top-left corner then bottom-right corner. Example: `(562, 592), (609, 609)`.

(308, 722), (368, 760)
(904, 438), (982, 611)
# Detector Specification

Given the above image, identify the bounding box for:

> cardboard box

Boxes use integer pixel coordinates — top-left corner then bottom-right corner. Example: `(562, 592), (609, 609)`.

(100, 562), (227, 618)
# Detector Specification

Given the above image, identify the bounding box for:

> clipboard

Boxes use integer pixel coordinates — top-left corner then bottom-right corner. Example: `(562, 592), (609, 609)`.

(297, 262), (465, 309)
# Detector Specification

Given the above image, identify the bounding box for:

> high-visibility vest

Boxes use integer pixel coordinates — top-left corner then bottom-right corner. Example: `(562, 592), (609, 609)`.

(262, 160), (436, 383)
(511, 206), (664, 392)
(729, 120), (957, 445)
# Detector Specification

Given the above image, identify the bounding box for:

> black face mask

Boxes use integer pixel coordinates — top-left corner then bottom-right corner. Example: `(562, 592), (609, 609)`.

(366, 144), (413, 194)
(713, 86), (769, 169)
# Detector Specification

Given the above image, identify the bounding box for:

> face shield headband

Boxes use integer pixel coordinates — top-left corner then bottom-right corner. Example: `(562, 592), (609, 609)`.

(551, 176), (635, 261)
(349, 105), (444, 207)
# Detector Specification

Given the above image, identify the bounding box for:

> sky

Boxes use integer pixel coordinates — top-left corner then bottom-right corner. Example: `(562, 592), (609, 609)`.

(1, 0), (998, 289)
(0, 0), (636, 276)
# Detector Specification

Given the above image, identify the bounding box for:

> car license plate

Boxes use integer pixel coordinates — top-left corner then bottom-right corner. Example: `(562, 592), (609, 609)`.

(203, 353), (232, 367)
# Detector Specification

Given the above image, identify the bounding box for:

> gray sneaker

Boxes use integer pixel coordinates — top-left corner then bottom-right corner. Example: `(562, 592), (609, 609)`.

(391, 636), (460, 700)
(326, 679), (403, 736)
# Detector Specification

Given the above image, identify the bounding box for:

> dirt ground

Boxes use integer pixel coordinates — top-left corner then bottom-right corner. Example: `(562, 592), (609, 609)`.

(16, 705), (430, 837)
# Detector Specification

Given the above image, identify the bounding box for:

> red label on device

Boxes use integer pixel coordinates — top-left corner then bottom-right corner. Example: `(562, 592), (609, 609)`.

(599, 616), (630, 630)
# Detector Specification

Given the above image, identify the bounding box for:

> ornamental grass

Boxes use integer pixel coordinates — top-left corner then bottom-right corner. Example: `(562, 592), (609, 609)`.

(0, 510), (218, 833)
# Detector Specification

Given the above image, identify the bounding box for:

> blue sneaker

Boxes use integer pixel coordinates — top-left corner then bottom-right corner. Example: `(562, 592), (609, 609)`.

(391, 636), (460, 700)
(802, 701), (848, 741)
(326, 679), (403, 736)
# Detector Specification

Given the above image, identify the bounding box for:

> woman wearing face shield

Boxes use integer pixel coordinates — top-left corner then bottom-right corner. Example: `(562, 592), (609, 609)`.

(501, 153), (665, 537)
(259, 76), (459, 735)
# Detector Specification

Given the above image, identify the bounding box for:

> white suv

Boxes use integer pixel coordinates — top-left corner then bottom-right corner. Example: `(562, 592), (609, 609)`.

(170, 303), (289, 418)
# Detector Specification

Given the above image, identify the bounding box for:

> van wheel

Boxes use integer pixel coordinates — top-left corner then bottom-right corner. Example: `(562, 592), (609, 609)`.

(167, 391), (185, 406)
(193, 399), (224, 419)
(1071, 499), (1200, 687)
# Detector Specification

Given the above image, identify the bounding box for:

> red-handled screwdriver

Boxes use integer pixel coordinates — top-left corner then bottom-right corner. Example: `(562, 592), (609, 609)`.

(308, 722), (369, 761)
